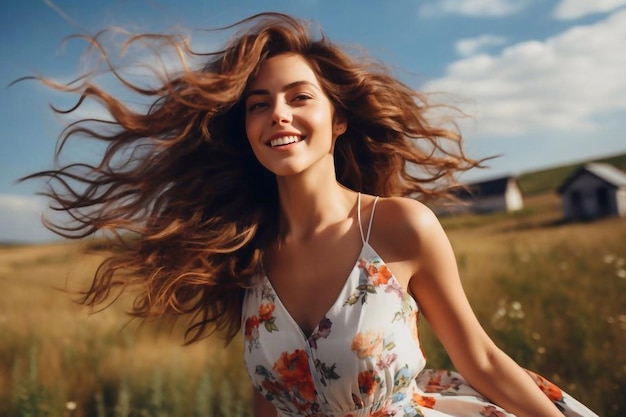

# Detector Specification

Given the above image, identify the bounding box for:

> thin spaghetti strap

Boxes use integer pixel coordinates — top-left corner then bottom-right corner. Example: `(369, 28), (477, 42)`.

(365, 196), (380, 244)
(357, 192), (366, 243)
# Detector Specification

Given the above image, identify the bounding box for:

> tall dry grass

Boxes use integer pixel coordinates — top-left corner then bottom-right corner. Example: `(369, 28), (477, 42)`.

(0, 243), (250, 417)
(0, 193), (623, 416)
(429, 193), (626, 416)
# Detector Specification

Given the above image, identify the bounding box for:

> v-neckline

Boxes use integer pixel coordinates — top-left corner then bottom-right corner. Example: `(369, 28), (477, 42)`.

(263, 242), (373, 340)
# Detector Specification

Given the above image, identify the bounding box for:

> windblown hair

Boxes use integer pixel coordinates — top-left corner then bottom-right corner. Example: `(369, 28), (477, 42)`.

(23, 13), (479, 344)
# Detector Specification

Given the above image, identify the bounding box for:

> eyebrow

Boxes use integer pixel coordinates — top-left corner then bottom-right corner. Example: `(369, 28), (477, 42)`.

(244, 80), (321, 99)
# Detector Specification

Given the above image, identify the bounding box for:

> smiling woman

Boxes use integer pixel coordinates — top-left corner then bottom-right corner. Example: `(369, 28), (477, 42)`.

(244, 54), (345, 178)
(22, 12), (598, 417)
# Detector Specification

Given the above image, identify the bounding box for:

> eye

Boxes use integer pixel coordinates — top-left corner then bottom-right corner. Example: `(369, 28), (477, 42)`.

(292, 93), (313, 103)
(247, 101), (268, 112)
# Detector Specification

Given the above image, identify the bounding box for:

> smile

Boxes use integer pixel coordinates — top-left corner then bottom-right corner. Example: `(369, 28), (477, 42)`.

(268, 135), (304, 148)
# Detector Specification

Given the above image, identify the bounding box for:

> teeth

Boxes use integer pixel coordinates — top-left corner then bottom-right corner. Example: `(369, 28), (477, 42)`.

(270, 136), (301, 147)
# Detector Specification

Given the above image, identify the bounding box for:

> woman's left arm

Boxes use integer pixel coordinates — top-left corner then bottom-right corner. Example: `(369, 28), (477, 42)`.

(394, 199), (563, 417)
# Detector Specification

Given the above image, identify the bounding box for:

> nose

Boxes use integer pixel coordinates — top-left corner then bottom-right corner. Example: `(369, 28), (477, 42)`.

(271, 100), (292, 125)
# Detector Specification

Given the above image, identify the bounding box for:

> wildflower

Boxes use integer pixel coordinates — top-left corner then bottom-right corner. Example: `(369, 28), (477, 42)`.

(617, 269), (626, 279)
(603, 254), (615, 264)
(509, 301), (524, 319)
(66, 401), (77, 411)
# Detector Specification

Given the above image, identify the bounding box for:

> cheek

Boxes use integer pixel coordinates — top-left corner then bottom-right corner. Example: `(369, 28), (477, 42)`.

(245, 114), (260, 143)
(308, 106), (335, 132)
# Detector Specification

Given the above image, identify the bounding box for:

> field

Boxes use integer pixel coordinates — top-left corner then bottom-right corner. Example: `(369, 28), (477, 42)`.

(0, 191), (624, 416)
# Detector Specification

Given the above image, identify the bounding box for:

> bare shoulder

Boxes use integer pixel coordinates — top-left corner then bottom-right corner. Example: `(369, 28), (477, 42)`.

(366, 196), (446, 284)
(371, 196), (442, 243)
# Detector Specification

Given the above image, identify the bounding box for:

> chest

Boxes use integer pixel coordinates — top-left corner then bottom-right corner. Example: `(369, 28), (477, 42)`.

(263, 231), (363, 337)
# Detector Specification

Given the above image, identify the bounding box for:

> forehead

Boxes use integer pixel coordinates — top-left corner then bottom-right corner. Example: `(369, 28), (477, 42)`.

(247, 53), (321, 90)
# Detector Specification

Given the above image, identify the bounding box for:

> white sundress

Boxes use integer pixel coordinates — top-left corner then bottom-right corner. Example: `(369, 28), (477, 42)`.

(241, 194), (598, 417)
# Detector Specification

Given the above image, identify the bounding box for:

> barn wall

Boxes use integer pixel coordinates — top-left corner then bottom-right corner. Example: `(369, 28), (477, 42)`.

(561, 173), (618, 219)
(505, 179), (524, 211)
(616, 189), (626, 217)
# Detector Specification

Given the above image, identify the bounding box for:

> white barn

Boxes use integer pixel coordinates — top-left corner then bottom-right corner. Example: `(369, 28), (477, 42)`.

(557, 163), (626, 220)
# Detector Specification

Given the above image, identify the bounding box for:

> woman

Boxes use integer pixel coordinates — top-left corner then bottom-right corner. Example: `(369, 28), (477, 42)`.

(25, 13), (597, 417)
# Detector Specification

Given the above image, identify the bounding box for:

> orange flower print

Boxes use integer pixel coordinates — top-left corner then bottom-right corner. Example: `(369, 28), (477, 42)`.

(368, 263), (392, 286)
(412, 393), (436, 409)
(370, 404), (397, 417)
(259, 302), (275, 321)
(408, 310), (420, 346)
(525, 370), (564, 402)
(274, 350), (317, 403)
(351, 331), (383, 358)
(358, 370), (379, 395)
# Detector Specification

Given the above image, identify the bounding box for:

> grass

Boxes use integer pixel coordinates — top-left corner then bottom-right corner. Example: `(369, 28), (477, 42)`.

(1, 193), (624, 416)
(0, 244), (251, 417)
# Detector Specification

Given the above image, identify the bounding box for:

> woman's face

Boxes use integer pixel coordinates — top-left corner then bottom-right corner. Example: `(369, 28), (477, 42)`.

(244, 53), (346, 177)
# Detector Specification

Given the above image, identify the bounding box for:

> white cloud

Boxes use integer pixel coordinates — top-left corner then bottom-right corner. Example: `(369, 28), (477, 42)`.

(420, 0), (531, 17)
(553, 0), (626, 20)
(0, 195), (58, 243)
(456, 34), (508, 57)
(423, 9), (626, 138)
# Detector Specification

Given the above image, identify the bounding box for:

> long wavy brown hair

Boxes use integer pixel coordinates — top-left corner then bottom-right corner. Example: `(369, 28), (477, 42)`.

(22, 12), (479, 344)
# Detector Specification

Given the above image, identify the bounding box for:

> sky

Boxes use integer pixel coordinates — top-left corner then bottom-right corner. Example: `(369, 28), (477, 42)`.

(1, 0), (625, 243)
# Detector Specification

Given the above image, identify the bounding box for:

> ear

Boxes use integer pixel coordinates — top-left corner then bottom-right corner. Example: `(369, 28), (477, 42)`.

(332, 113), (348, 138)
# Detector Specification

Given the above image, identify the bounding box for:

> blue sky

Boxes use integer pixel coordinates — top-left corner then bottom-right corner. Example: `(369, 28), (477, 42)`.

(1, 0), (626, 242)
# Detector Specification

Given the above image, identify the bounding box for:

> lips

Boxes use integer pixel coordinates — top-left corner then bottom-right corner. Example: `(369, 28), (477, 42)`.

(267, 135), (305, 148)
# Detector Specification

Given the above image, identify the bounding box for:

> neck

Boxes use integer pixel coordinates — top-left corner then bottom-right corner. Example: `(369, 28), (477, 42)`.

(275, 160), (356, 242)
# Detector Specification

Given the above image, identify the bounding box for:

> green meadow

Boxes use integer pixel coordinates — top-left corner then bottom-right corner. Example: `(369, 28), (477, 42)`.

(1, 191), (624, 416)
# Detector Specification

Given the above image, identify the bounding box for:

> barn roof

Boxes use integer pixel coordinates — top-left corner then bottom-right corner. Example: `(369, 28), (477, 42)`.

(558, 163), (626, 193)
(452, 176), (514, 199)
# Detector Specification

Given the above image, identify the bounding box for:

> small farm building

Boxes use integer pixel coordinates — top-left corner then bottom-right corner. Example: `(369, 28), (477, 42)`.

(443, 176), (524, 214)
(557, 163), (626, 220)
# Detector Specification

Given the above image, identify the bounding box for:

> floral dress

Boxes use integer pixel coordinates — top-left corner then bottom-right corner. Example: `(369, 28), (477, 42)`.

(241, 194), (598, 417)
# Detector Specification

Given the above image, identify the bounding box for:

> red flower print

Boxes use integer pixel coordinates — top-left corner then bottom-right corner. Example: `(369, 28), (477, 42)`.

(358, 370), (378, 395)
(244, 315), (260, 340)
(274, 350), (317, 403)
(259, 302), (275, 322)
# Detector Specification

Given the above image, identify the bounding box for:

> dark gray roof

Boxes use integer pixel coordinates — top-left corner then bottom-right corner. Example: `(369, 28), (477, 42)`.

(558, 163), (626, 193)
(452, 176), (514, 199)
